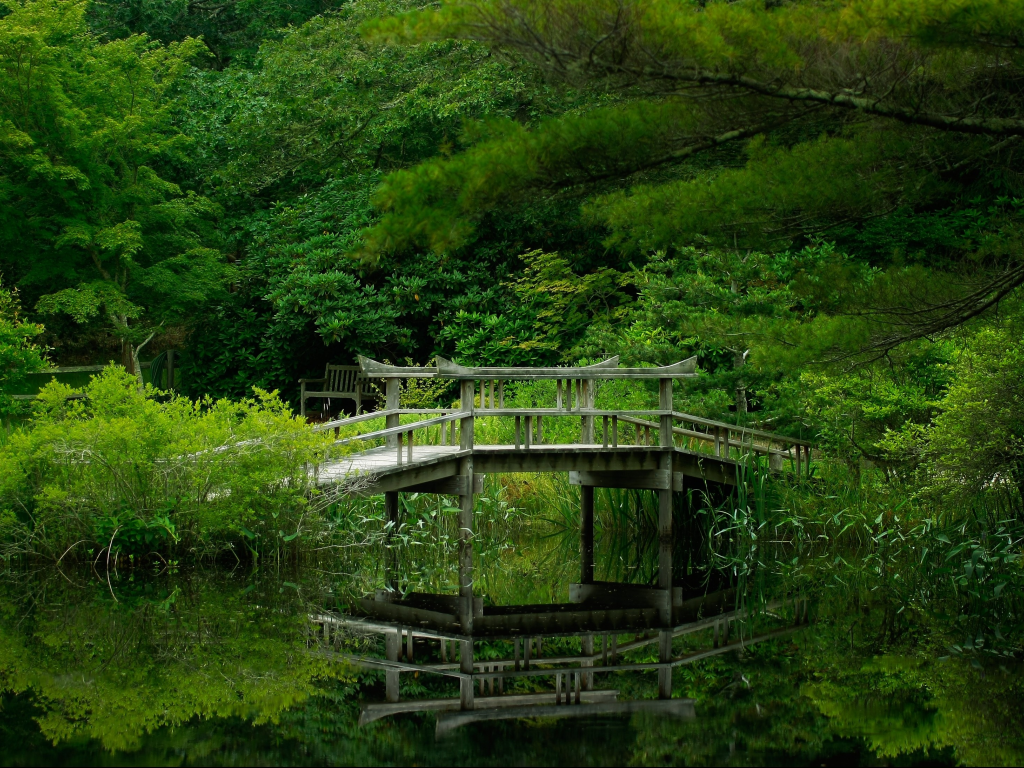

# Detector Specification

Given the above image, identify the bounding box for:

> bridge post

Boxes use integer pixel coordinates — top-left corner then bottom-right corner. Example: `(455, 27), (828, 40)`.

(580, 485), (595, 584)
(460, 640), (475, 710)
(385, 630), (400, 703)
(385, 378), (400, 448)
(658, 378), (675, 699)
(658, 631), (673, 699)
(385, 491), (400, 591)
(581, 379), (595, 443)
(658, 378), (674, 600)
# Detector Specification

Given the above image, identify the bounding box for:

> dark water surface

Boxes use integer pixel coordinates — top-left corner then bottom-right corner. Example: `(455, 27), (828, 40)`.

(1, 509), (1021, 766)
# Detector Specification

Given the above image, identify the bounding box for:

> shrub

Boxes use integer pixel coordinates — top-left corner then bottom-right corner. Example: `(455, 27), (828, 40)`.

(0, 368), (333, 560)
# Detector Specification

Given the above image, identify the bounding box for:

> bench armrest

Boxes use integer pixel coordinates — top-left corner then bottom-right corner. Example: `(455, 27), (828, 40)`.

(298, 378), (327, 384)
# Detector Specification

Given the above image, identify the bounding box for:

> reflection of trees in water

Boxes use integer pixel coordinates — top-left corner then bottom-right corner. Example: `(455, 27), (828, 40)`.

(2, 486), (1024, 765)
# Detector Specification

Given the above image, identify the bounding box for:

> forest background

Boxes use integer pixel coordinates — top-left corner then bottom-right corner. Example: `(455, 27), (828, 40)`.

(1, 0), (1023, 567)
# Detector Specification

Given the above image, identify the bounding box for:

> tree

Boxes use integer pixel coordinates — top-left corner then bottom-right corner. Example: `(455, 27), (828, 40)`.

(0, 0), (226, 380)
(87, 0), (344, 68)
(356, 0), (1024, 359)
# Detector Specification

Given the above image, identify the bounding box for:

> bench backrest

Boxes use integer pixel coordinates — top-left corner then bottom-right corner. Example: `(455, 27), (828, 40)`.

(325, 365), (362, 394)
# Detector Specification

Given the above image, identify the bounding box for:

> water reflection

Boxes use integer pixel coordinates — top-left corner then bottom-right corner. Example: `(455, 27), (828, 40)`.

(1, 497), (1022, 765)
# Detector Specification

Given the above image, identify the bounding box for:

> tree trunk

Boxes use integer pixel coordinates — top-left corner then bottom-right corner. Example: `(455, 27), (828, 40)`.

(130, 331), (157, 391)
(734, 348), (749, 414)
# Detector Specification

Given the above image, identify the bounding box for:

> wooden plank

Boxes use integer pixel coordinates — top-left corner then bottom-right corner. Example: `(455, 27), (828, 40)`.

(568, 469), (671, 490)
(357, 598), (463, 632)
(358, 355), (438, 377)
(672, 452), (738, 487)
(472, 446), (665, 474)
(361, 690), (621, 726)
(569, 583), (671, 611)
(473, 606), (665, 636)
(435, 698), (695, 735)
(401, 474), (485, 495)
(434, 355), (696, 380)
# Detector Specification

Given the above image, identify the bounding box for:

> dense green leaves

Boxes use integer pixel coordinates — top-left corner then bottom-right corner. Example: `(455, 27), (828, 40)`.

(0, 278), (47, 417)
(0, 0), (227, 373)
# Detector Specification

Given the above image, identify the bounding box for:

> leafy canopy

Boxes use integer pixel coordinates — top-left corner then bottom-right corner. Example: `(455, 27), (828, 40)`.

(0, 0), (226, 365)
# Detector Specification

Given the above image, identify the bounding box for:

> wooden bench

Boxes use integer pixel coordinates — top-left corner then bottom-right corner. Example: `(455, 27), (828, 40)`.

(299, 365), (370, 417)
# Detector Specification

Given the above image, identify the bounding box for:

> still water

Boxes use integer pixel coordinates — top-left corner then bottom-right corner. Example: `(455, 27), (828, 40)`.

(1, 496), (1021, 766)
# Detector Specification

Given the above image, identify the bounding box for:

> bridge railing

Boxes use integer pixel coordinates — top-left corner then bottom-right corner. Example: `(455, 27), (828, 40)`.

(312, 404), (812, 479)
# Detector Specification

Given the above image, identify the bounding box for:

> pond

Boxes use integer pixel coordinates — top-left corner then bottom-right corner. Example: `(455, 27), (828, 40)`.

(1, 486), (1021, 766)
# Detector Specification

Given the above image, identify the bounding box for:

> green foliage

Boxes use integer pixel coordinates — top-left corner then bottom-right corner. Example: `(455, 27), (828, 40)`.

(0, 277), (48, 417)
(0, 0), (227, 367)
(0, 367), (332, 559)
(87, 0), (344, 68)
(0, 571), (351, 752)
(439, 250), (632, 366)
(882, 316), (1024, 502)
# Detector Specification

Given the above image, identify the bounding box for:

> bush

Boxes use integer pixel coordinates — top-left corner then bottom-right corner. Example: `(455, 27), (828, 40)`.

(0, 368), (333, 560)
(0, 278), (48, 418)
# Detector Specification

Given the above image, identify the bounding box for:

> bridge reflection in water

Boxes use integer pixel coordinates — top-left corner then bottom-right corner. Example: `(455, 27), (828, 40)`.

(311, 357), (813, 734)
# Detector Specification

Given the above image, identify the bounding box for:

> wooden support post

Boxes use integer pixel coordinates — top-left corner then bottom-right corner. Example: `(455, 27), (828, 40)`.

(396, 430), (403, 465)
(602, 635), (608, 666)
(575, 671), (581, 704)
(556, 379), (563, 409)
(555, 672), (562, 704)
(458, 379), (476, 640)
(460, 639), (474, 710)
(460, 381), (475, 451)
(581, 485), (595, 585)
(498, 380), (505, 408)
(440, 638), (447, 663)
(514, 638), (520, 670)
(659, 378), (674, 450)
(657, 380), (675, 611)
(525, 415), (532, 449)
(537, 414), (543, 444)
(575, 379), (582, 410)
(406, 631), (413, 661)
(385, 630), (400, 703)
(385, 379), (400, 448)
(384, 491), (399, 591)
(582, 634), (594, 690)
(581, 380), (595, 444)
(489, 379), (496, 409)
(406, 431), (413, 463)
(658, 631), (673, 699)
(458, 457), (474, 635)
(612, 415), (618, 447)
(610, 634), (618, 665)
(524, 636), (531, 670)
(603, 415), (609, 448)
(514, 415), (521, 449)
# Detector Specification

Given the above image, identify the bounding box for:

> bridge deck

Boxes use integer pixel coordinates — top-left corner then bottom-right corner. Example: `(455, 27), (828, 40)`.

(317, 442), (742, 494)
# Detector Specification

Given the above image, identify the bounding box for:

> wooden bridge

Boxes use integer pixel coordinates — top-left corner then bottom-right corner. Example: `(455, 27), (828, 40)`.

(310, 357), (813, 723)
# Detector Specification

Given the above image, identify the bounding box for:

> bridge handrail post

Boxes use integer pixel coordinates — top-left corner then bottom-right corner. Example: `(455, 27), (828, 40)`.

(659, 379), (673, 449)
(459, 380), (475, 450)
(385, 379), (400, 448)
